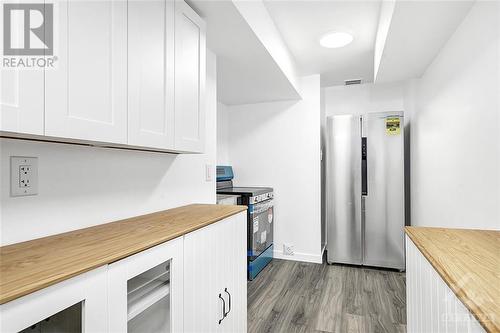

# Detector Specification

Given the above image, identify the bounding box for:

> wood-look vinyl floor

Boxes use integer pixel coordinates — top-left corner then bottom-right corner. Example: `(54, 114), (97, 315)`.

(248, 259), (406, 333)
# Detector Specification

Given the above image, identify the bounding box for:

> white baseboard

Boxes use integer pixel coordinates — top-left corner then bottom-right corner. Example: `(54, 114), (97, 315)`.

(273, 249), (323, 264)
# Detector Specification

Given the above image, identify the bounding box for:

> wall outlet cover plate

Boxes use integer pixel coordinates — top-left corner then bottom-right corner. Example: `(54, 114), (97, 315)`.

(283, 243), (294, 256)
(205, 164), (213, 182)
(11, 156), (38, 197)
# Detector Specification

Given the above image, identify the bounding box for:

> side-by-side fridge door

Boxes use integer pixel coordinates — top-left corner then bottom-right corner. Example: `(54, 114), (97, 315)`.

(362, 112), (405, 270)
(326, 115), (363, 265)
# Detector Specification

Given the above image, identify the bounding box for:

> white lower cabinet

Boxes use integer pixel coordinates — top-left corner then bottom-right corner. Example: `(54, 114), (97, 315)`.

(0, 267), (108, 333)
(0, 214), (246, 332)
(220, 213), (247, 333)
(108, 237), (184, 333)
(406, 235), (485, 333)
(184, 212), (247, 333)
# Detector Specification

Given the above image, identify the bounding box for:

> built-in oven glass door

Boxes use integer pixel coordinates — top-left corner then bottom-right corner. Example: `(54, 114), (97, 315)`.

(248, 199), (274, 260)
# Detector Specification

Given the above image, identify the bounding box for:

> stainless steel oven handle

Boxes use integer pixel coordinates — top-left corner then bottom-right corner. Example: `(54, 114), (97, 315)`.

(251, 200), (274, 214)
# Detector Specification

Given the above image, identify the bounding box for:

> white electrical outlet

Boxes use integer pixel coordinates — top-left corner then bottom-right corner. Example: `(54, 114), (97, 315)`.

(283, 243), (294, 256)
(11, 156), (38, 197)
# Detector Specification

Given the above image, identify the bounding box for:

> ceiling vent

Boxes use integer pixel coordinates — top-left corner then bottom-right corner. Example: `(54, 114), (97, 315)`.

(345, 79), (362, 85)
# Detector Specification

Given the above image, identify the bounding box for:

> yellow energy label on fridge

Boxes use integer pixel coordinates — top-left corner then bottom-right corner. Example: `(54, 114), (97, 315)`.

(386, 117), (401, 135)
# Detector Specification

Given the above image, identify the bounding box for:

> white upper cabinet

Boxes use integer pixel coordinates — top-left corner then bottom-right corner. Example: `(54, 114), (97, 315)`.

(127, 0), (175, 150)
(1, 0), (45, 138)
(45, 0), (128, 144)
(174, 1), (206, 153)
(1, 69), (44, 135)
(2, 0), (206, 153)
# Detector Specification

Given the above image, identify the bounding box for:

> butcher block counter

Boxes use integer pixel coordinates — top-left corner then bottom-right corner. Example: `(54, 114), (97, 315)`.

(405, 227), (500, 333)
(0, 204), (247, 305)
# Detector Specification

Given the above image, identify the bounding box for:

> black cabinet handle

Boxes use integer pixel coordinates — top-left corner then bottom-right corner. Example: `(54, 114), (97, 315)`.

(361, 137), (368, 196)
(218, 293), (226, 324)
(224, 288), (231, 316)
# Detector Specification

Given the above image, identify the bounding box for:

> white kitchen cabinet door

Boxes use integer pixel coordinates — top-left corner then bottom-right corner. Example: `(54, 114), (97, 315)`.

(184, 212), (247, 333)
(45, 0), (127, 144)
(1, 69), (44, 135)
(174, 1), (206, 153)
(183, 219), (223, 333)
(221, 213), (247, 333)
(127, 0), (175, 149)
(108, 237), (184, 333)
(406, 235), (485, 333)
(0, 0), (44, 135)
(0, 267), (108, 333)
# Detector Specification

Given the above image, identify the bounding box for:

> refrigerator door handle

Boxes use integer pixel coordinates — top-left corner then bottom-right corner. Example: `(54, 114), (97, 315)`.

(361, 137), (368, 196)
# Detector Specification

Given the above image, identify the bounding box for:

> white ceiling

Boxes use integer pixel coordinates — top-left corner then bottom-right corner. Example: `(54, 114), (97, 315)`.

(188, 0), (301, 105)
(375, 0), (474, 83)
(263, 0), (382, 87)
(188, 0), (475, 103)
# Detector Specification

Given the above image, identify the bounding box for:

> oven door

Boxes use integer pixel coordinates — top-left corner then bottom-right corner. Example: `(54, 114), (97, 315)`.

(248, 199), (274, 261)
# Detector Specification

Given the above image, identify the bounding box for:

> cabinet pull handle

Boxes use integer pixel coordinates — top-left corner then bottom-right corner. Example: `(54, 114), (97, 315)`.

(218, 293), (226, 324)
(224, 288), (231, 316)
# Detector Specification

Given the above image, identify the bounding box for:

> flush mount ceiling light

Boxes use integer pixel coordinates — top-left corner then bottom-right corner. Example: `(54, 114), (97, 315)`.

(319, 31), (353, 48)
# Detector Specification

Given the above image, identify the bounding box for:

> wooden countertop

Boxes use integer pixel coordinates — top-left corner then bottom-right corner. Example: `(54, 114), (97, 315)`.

(0, 204), (247, 305)
(405, 227), (500, 333)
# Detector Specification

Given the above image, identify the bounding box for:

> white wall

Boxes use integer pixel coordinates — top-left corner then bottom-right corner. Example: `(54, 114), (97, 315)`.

(323, 80), (408, 117)
(216, 102), (230, 166)
(411, 1), (499, 230)
(0, 50), (218, 246)
(224, 75), (322, 263)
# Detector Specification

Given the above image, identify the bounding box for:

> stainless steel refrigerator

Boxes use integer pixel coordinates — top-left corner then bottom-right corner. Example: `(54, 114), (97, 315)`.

(326, 111), (405, 270)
